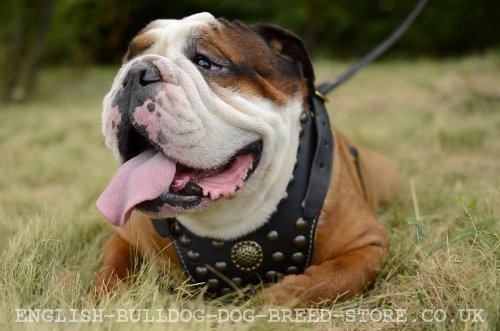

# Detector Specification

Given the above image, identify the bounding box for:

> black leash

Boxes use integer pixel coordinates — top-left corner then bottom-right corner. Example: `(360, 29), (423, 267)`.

(317, 0), (428, 95)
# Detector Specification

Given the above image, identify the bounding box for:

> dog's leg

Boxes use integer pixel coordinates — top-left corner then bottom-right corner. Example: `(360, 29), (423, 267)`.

(92, 233), (136, 297)
(260, 244), (385, 306)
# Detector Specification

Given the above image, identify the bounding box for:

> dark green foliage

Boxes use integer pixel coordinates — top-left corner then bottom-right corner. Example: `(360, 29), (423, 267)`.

(1, 0), (499, 100)
(40, 0), (499, 63)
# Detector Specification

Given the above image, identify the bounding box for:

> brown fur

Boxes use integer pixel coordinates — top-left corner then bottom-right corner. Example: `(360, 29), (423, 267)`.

(124, 33), (155, 62)
(196, 23), (309, 106)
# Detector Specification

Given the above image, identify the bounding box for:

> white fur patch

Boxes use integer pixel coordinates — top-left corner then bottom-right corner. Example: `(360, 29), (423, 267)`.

(177, 97), (302, 239)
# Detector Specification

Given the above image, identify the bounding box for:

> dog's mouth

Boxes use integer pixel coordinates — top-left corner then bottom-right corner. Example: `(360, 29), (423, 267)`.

(136, 139), (262, 212)
(96, 127), (262, 227)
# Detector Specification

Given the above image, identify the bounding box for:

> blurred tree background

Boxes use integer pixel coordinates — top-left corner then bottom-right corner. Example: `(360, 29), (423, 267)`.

(0, 0), (499, 101)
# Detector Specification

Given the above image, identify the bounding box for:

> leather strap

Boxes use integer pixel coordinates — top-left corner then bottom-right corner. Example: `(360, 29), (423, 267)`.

(348, 145), (367, 199)
(303, 95), (334, 220)
(152, 93), (333, 297)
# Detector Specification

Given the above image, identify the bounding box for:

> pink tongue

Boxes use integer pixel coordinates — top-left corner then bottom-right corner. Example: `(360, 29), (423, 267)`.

(96, 150), (176, 226)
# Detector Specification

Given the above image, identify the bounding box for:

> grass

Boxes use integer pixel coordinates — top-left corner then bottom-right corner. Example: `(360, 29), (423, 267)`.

(1, 52), (499, 330)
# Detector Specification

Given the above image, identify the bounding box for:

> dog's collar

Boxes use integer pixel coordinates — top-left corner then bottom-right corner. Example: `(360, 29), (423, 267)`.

(152, 93), (333, 297)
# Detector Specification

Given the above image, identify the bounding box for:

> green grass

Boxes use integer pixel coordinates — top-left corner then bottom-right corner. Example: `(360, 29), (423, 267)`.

(1, 52), (499, 330)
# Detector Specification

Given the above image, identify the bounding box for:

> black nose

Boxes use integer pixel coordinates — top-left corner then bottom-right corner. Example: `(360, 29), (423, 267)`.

(122, 62), (162, 88)
(115, 62), (163, 161)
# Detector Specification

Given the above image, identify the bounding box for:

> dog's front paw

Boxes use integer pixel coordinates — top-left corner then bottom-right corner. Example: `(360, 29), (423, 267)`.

(256, 274), (312, 306)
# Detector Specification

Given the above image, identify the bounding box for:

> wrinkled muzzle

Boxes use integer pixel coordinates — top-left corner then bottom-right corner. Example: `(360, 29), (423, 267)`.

(97, 58), (262, 227)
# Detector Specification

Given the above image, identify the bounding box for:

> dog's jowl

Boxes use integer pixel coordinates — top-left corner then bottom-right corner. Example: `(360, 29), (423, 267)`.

(94, 12), (402, 305)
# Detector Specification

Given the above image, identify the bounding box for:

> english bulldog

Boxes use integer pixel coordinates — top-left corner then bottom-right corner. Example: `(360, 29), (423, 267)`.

(94, 12), (402, 305)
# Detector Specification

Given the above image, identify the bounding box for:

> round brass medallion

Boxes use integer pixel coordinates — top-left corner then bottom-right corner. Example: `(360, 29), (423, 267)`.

(230, 240), (264, 272)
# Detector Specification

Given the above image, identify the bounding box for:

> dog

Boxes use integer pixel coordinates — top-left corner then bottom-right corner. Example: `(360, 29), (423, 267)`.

(93, 12), (402, 305)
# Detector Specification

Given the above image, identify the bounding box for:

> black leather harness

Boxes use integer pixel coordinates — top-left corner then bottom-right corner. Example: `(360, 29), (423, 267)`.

(152, 93), (334, 297)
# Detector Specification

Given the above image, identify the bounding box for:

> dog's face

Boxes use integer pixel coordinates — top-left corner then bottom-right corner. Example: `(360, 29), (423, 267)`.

(98, 13), (315, 239)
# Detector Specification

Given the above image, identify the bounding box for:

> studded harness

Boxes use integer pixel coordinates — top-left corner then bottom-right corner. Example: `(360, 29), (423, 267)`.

(152, 92), (335, 297)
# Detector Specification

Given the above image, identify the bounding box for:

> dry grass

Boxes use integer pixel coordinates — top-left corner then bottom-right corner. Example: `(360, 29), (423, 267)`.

(0, 52), (499, 330)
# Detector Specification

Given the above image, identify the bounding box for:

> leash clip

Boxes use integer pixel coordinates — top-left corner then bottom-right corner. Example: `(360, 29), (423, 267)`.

(314, 90), (329, 103)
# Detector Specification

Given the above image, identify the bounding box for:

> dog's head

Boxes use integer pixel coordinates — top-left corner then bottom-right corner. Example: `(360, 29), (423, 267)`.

(97, 13), (315, 239)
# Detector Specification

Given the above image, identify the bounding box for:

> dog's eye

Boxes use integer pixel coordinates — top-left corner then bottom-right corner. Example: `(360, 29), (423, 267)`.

(194, 55), (222, 72)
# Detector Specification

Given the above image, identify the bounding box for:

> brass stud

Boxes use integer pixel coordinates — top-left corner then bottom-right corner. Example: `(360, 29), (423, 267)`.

(211, 240), (225, 251)
(266, 230), (279, 243)
(220, 287), (231, 296)
(286, 266), (299, 274)
(272, 251), (284, 263)
(300, 111), (308, 123)
(214, 261), (227, 272)
(179, 234), (191, 247)
(266, 271), (277, 282)
(295, 217), (307, 230)
(293, 235), (307, 248)
(230, 241), (264, 272)
(169, 220), (181, 235)
(279, 193), (288, 205)
(186, 250), (200, 262)
(206, 278), (219, 290)
(291, 252), (305, 264)
(194, 266), (208, 280)
(232, 277), (242, 285)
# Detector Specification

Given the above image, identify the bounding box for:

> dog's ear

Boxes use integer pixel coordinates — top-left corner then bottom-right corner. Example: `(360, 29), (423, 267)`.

(252, 23), (315, 94)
